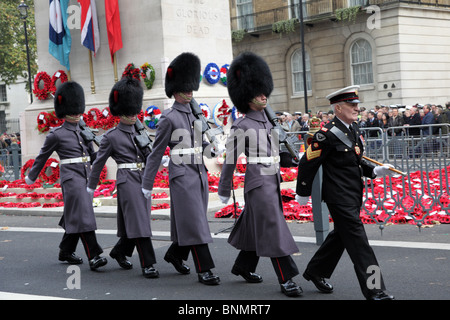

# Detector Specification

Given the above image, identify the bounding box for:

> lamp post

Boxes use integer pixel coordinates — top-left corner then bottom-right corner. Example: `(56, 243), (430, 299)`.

(18, 0), (33, 104)
(298, 1), (308, 114)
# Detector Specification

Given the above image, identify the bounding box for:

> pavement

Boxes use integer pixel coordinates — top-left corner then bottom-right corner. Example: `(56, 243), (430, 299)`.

(0, 180), (449, 307)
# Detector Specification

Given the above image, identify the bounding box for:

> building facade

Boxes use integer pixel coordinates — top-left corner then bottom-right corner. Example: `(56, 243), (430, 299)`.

(229, 0), (450, 114)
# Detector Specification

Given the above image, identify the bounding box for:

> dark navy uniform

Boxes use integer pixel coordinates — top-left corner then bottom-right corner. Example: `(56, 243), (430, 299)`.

(296, 116), (388, 299)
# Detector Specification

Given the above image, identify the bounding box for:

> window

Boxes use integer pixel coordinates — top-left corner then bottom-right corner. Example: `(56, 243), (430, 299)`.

(290, 0), (307, 19)
(237, 0), (254, 30)
(0, 85), (7, 102)
(348, 0), (368, 7)
(291, 49), (311, 95)
(350, 39), (373, 85)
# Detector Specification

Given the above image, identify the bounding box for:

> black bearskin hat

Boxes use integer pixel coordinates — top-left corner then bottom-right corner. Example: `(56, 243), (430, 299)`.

(227, 52), (273, 114)
(109, 77), (143, 116)
(165, 52), (201, 98)
(54, 81), (85, 119)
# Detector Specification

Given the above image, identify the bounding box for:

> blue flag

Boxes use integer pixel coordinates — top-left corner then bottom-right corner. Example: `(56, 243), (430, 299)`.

(49, 0), (71, 70)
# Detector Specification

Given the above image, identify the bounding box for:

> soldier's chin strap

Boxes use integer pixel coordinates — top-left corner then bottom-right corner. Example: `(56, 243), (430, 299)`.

(252, 98), (267, 106)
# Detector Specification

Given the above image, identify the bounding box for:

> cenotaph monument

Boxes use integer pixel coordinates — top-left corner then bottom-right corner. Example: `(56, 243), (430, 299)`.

(21, 0), (233, 177)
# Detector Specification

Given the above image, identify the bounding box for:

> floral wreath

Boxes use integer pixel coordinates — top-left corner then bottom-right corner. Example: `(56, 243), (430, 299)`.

(33, 71), (52, 100)
(49, 70), (68, 95)
(100, 107), (120, 130)
(36, 111), (64, 133)
(140, 62), (156, 89)
(47, 110), (64, 127)
(199, 103), (211, 119)
(98, 165), (108, 184)
(212, 99), (231, 126)
(203, 63), (220, 84)
(144, 105), (161, 129)
(36, 111), (52, 133)
(220, 64), (229, 86)
(122, 63), (141, 81)
(231, 106), (244, 121)
(39, 158), (60, 184)
(138, 110), (144, 122)
(21, 159), (35, 179)
(82, 108), (103, 129)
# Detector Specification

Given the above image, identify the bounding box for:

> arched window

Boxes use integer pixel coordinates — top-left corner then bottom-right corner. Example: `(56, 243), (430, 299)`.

(350, 39), (373, 85)
(291, 49), (311, 95)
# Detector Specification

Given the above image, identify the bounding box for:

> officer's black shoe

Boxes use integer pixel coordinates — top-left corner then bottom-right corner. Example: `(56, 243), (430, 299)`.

(231, 264), (263, 283)
(142, 266), (159, 278)
(368, 291), (395, 300)
(303, 270), (333, 293)
(198, 270), (220, 285)
(110, 250), (133, 270)
(89, 255), (107, 270)
(280, 279), (303, 297)
(164, 252), (190, 274)
(59, 251), (83, 264)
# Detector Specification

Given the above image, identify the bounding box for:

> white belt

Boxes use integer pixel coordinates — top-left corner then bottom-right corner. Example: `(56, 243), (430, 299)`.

(117, 162), (145, 170)
(59, 156), (91, 165)
(247, 156), (280, 165)
(170, 147), (202, 156)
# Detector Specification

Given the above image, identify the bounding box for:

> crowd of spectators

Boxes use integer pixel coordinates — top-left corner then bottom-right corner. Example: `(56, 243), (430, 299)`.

(276, 101), (450, 138)
(1, 132), (21, 153)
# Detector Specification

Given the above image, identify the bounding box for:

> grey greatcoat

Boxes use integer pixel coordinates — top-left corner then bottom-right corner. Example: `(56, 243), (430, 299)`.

(142, 101), (213, 246)
(88, 122), (152, 239)
(28, 121), (97, 234)
(218, 109), (299, 258)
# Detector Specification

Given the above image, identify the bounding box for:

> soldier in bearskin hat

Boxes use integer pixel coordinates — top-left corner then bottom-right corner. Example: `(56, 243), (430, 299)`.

(141, 52), (220, 285)
(87, 77), (159, 279)
(218, 52), (302, 297)
(26, 81), (107, 270)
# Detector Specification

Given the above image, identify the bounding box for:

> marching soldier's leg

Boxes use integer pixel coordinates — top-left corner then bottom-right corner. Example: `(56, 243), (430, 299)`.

(231, 250), (263, 283)
(110, 237), (134, 269)
(164, 242), (191, 274)
(59, 233), (82, 264)
(304, 229), (345, 278)
(79, 231), (107, 270)
(328, 204), (386, 299)
(302, 229), (339, 293)
(271, 255), (299, 284)
(135, 237), (159, 278)
(191, 244), (220, 285)
(271, 255), (302, 297)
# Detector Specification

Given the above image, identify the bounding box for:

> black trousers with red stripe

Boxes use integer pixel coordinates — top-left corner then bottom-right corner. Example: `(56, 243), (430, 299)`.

(113, 237), (156, 268)
(235, 250), (299, 284)
(166, 242), (215, 273)
(59, 231), (103, 260)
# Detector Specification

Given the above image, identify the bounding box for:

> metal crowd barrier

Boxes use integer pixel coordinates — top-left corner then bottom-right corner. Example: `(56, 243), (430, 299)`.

(0, 144), (22, 181)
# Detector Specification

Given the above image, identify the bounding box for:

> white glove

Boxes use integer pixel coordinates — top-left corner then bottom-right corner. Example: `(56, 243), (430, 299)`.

(214, 144), (226, 154)
(160, 155), (170, 167)
(295, 194), (310, 206)
(25, 176), (34, 185)
(86, 187), (95, 195)
(219, 195), (230, 204)
(141, 188), (152, 199)
(373, 164), (397, 177)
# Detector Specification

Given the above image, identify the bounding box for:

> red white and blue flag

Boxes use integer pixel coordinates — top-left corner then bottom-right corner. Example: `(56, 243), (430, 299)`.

(78, 0), (100, 56)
